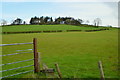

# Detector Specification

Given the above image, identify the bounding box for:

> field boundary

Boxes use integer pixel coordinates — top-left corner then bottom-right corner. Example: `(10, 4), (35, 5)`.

(2, 28), (109, 34)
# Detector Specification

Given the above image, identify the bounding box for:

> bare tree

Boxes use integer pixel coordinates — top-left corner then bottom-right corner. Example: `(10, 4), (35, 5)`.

(93, 18), (102, 27)
(1, 19), (7, 26)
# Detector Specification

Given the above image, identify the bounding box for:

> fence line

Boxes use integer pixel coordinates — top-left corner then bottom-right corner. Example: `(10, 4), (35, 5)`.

(0, 51), (33, 57)
(0, 70), (34, 79)
(0, 65), (34, 72)
(0, 59), (34, 66)
(0, 42), (33, 46)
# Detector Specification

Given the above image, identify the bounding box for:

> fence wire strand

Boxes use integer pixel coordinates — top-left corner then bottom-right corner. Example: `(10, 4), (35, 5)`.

(0, 70), (34, 79)
(0, 51), (33, 57)
(0, 59), (34, 66)
(0, 42), (33, 46)
(0, 65), (34, 72)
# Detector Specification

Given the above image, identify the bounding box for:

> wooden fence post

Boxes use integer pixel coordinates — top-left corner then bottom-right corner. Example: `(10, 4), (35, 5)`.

(33, 38), (40, 73)
(98, 61), (105, 80)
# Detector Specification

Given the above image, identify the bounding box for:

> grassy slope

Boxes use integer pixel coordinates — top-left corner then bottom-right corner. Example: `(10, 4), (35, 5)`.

(2, 25), (106, 32)
(2, 29), (118, 78)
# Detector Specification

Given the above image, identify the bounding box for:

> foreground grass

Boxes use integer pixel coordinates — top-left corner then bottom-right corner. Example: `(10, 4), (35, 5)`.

(2, 24), (107, 32)
(2, 29), (118, 78)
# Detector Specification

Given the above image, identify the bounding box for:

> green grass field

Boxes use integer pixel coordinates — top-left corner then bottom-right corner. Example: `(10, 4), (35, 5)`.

(1, 25), (118, 78)
(2, 24), (107, 32)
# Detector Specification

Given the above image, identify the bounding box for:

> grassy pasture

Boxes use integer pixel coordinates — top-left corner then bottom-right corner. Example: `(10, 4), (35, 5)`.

(1, 28), (118, 78)
(2, 25), (107, 32)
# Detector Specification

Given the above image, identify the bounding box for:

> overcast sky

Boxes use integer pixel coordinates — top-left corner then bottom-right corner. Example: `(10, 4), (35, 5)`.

(1, 0), (119, 27)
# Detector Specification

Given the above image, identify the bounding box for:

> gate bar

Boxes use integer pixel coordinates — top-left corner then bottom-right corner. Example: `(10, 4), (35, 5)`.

(0, 42), (33, 46)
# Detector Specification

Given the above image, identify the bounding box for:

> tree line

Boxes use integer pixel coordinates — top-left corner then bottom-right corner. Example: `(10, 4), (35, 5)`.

(0, 16), (103, 27)
(11, 16), (83, 25)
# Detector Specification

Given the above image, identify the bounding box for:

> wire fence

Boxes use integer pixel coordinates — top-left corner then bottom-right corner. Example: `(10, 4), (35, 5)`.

(0, 42), (34, 79)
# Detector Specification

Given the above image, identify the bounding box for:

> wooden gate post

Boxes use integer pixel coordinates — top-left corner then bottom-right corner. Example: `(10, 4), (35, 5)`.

(33, 38), (40, 73)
